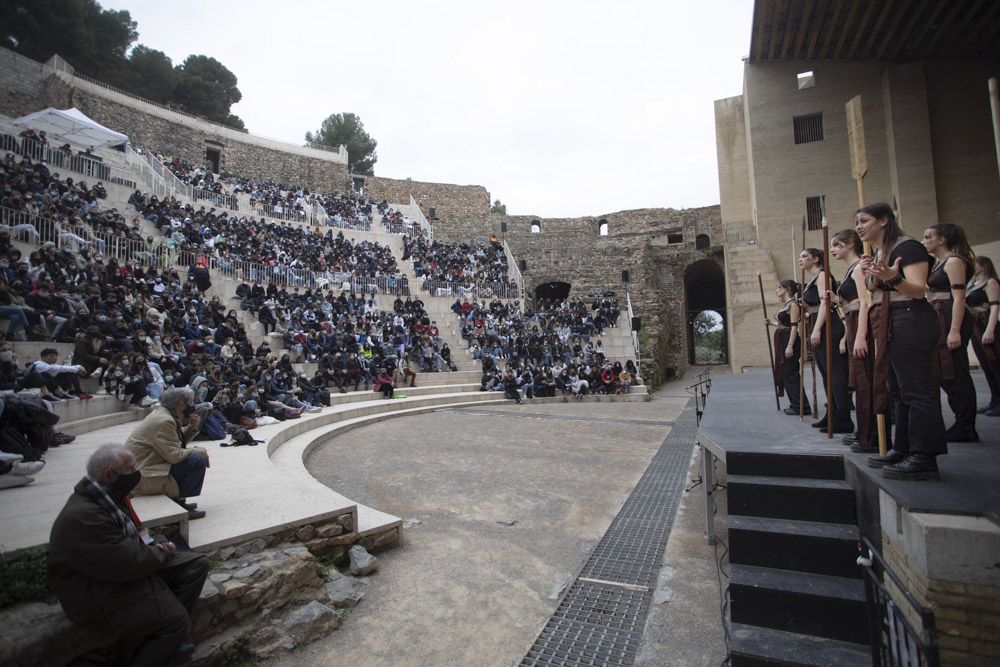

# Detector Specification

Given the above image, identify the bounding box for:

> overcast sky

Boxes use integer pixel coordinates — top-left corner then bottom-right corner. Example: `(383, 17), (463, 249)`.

(102, 0), (754, 217)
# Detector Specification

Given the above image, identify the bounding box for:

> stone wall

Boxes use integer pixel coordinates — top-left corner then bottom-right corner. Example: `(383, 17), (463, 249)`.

(363, 176), (490, 220)
(427, 206), (724, 384)
(0, 48), (47, 117)
(0, 48), (351, 194)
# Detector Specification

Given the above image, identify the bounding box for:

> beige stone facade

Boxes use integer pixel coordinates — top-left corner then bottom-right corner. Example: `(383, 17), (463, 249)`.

(716, 58), (1000, 370)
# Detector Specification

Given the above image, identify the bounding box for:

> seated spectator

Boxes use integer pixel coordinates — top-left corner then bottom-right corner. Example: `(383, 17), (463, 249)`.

(48, 444), (210, 666)
(373, 366), (394, 398)
(22, 347), (91, 400)
(125, 387), (209, 520)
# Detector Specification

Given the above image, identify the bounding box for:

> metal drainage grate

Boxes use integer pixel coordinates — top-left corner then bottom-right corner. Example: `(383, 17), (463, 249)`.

(522, 581), (648, 667)
(520, 401), (697, 666)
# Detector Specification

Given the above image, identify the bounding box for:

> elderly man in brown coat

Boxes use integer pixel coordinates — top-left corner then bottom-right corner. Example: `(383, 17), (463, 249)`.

(48, 444), (209, 666)
(126, 386), (209, 520)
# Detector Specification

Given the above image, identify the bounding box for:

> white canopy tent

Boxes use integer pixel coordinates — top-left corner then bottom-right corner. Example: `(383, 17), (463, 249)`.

(12, 107), (127, 149)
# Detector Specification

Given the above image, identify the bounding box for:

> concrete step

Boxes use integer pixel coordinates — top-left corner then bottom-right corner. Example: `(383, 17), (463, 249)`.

(727, 475), (857, 525)
(729, 564), (868, 644)
(729, 623), (870, 667)
(728, 515), (861, 579)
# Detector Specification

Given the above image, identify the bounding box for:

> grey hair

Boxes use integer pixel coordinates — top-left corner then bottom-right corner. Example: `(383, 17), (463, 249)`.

(159, 386), (194, 411)
(86, 444), (131, 479)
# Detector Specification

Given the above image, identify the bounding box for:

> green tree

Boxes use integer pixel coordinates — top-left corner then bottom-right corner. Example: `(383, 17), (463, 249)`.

(692, 311), (721, 336)
(125, 45), (175, 103)
(1, 0), (136, 80)
(491, 200), (507, 215)
(305, 113), (377, 175)
(173, 54), (244, 129)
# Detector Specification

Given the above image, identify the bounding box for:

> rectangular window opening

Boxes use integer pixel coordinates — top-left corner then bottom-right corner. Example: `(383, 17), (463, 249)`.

(806, 196), (823, 230)
(794, 113), (824, 144)
(797, 70), (815, 90)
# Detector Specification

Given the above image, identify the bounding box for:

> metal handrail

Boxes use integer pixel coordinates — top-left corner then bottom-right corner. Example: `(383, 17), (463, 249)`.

(625, 289), (642, 368)
(858, 536), (939, 666)
(503, 239), (525, 304)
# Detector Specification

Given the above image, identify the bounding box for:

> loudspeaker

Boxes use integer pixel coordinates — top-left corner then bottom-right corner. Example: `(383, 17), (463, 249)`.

(621, 270), (630, 284)
(518, 259), (527, 271)
(500, 221), (507, 233)
(631, 317), (642, 332)
(428, 207), (437, 219)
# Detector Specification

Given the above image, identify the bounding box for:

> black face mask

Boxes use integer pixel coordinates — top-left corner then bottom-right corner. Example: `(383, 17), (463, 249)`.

(107, 470), (141, 500)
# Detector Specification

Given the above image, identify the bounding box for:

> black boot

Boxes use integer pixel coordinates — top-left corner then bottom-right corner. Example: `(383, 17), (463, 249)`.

(881, 453), (940, 481)
(811, 415), (828, 429)
(867, 449), (905, 468)
(944, 424), (980, 442)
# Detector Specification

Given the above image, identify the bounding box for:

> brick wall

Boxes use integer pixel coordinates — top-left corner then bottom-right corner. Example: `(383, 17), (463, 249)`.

(883, 535), (1000, 665)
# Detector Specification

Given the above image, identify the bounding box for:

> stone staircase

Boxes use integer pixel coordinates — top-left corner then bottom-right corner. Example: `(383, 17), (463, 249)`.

(725, 451), (870, 666)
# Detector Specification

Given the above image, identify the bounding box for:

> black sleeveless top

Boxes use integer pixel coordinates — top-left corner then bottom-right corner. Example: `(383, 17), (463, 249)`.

(837, 262), (860, 302)
(802, 272), (838, 308)
(967, 281), (990, 308)
(776, 300), (795, 327)
(927, 256), (973, 294)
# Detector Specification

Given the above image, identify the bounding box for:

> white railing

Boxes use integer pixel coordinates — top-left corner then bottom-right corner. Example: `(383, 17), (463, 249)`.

(0, 120), (138, 188)
(503, 239), (525, 303)
(0, 206), (413, 295)
(125, 145), (172, 199)
(409, 195), (433, 237)
(418, 278), (520, 301)
(625, 289), (642, 368)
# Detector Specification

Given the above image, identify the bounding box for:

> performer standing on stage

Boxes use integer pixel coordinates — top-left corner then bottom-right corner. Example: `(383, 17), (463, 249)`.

(967, 256), (1000, 416)
(766, 280), (811, 416)
(923, 224), (978, 442)
(800, 249), (854, 434)
(858, 203), (946, 480)
(831, 229), (875, 452)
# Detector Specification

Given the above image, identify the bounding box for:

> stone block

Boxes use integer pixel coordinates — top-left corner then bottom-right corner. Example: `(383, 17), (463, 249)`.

(219, 579), (249, 600)
(281, 601), (340, 645)
(325, 571), (369, 609)
(348, 545), (379, 576)
(295, 524), (316, 541)
(316, 522), (344, 538)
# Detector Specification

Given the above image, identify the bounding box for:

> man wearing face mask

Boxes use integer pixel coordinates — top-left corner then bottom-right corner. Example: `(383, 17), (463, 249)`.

(48, 444), (209, 666)
(125, 387), (209, 520)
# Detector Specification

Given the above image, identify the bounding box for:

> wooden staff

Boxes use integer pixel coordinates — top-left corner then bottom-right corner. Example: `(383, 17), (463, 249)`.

(821, 195), (833, 438)
(802, 216), (817, 419)
(759, 271), (781, 411)
(848, 94), (887, 454)
(795, 225), (804, 420)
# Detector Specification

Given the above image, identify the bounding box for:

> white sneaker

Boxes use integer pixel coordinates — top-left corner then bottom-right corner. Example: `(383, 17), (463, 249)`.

(140, 396), (157, 407)
(11, 460), (45, 476)
(306, 406), (321, 412)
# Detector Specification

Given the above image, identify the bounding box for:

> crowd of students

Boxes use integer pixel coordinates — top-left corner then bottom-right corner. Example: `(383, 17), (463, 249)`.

(768, 204), (996, 482)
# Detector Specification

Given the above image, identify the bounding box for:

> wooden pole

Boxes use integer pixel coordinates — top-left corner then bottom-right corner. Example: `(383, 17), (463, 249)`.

(759, 271), (781, 411)
(821, 196), (834, 439)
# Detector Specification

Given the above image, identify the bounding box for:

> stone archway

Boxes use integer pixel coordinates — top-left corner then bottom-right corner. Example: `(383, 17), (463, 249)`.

(684, 259), (728, 365)
(534, 281), (571, 303)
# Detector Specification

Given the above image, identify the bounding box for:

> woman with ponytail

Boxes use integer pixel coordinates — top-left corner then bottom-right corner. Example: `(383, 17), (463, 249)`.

(967, 256), (1000, 415)
(922, 223), (978, 441)
(831, 229), (875, 452)
(800, 248), (853, 433)
(765, 279), (810, 415)
(857, 203), (945, 480)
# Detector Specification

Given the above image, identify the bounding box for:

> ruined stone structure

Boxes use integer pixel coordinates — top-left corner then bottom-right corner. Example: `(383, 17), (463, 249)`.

(0, 48), (351, 193)
(0, 47), (727, 385)
(424, 206), (724, 385)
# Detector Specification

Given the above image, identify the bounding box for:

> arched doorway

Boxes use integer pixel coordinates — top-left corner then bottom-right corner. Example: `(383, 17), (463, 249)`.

(535, 281), (571, 303)
(684, 260), (728, 365)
